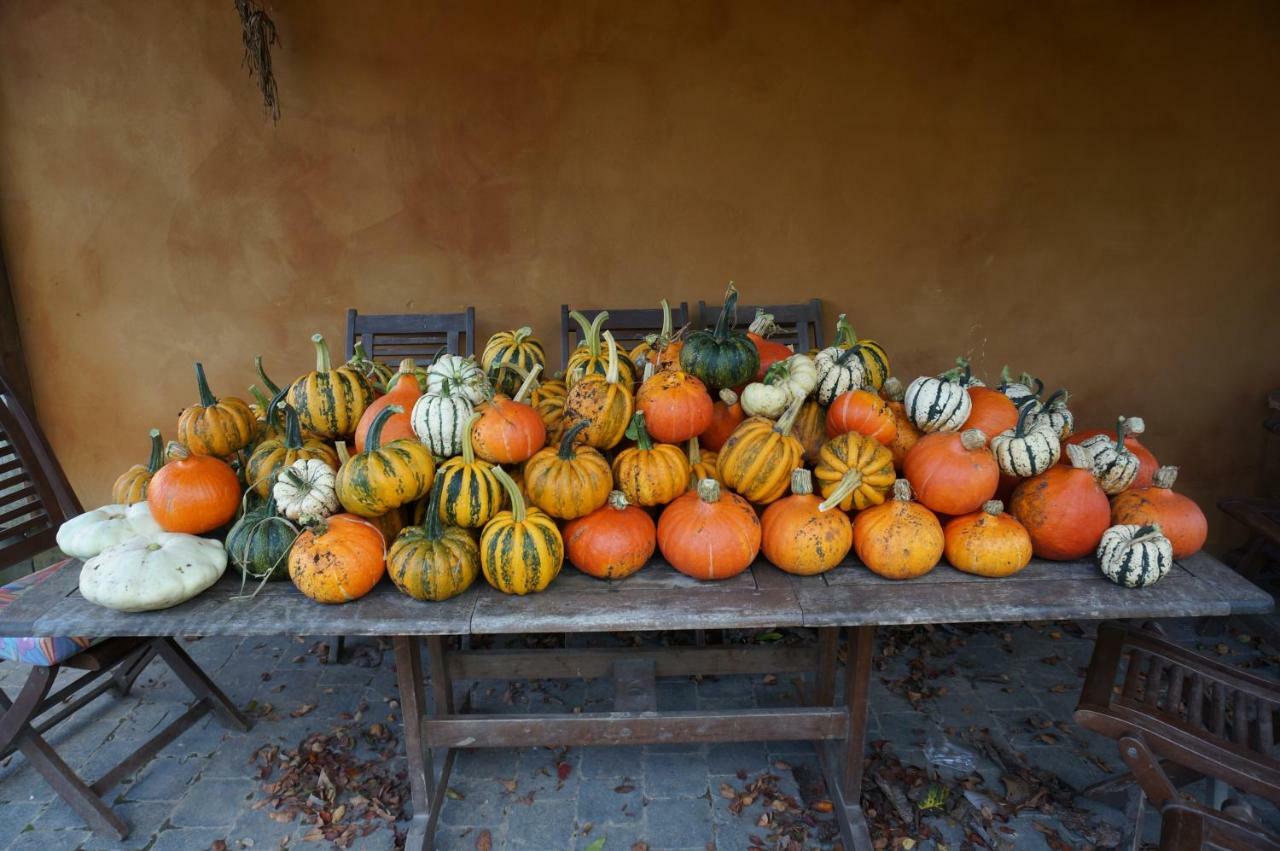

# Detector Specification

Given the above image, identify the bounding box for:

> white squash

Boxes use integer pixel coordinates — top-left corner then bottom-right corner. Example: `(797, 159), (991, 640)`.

(1097, 523), (1172, 588)
(903, 376), (972, 433)
(273, 458), (339, 524)
(739, 381), (790, 418)
(813, 346), (866, 405)
(426, 354), (489, 405)
(766, 354), (818, 401)
(997, 366), (1042, 406)
(56, 502), (162, 559)
(1033, 389), (1074, 439)
(1079, 416), (1140, 494)
(937, 356), (985, 388)
(80, 533), (227, 612)
(990, 399), (1061, 477)
(412, 382), (474, 457)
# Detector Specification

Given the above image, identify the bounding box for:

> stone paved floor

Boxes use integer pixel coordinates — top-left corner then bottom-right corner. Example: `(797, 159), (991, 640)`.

(0, 618), (1276, 851)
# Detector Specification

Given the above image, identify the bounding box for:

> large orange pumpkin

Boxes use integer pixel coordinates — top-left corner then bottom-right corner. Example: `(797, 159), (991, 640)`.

(826, 390), (897, 445)
(962, 386), (1018, 438)
(564, 491), (657, 580)
(700, 389), (744, 452)
(471, 365), (547, 464)
(879, 377), (921, 470)
(354, 359), (422, 452)
(636, 368), (713, 444)
(657, 479), (761, 581)
(760, 469), (852, 575)
(1110, 465), (1206, 558)
(943, 500), (1033, 577)
(288, 514), (387, 604)
(1009, 443), (1110, 560)
(903, 428), (1000, 516)
(852, 479), (943, 580)
(147, 445), (241, 534)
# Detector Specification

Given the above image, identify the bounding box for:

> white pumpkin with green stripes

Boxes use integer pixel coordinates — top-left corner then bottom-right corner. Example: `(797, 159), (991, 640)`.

(411, 382), (474, 458)
(1033, 389), (1074, 439)
(990, 399), (1061, 477)
(813, 346), (866, 405)
(1078, 416), (1140, 495)
(426, 353), (489, 405)
(903, 375), (971, 433)
(1097, 523), (1172, 588)
(997, 366), (1043, 406)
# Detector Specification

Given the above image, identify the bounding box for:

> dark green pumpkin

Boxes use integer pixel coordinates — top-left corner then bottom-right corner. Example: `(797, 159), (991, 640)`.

(680, 285), (759, 390)
(226, 496), (298, 581)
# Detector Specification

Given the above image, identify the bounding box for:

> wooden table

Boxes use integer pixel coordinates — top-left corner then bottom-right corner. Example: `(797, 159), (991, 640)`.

(0, 551), (1270, 851)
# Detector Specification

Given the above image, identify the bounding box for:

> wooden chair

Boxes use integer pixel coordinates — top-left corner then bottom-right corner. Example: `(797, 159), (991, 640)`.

(0, 369), (250, 838)
(345, 307), (477, 364)
(1075, 622), (1280, 849)
(560, 303), (690, 369)
(695, 298), (824, 351)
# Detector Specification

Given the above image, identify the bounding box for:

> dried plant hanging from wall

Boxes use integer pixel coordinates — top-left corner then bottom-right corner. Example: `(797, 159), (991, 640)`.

(235, 0), (281, 122)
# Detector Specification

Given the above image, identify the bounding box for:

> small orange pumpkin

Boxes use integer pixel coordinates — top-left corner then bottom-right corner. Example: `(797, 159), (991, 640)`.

(943, 500), (1033, 577)
(879, 377), (921, 470)
(564, 490), (657, 580)
(354, 358), (423, 452)
(471, 364), (547, 464)
(1009, 443), (1110, 560)
(636, 368), (713, 445)
(700, 389), (744, 452)
(760, 468), (852, 575)
(147, 445), (242, 534)
(853, 479), (943, 580)
(903, 428), (1000, 516)
(288, 513), (387, 604)
(1109, 465), (1206, 558)
(962, 386), (1019, 438)
(826, 390), (897, 445)
(657, 479), (761, 581)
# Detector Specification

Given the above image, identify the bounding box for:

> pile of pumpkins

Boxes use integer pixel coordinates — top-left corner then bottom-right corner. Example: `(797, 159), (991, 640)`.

(58, 286), (1210, 612)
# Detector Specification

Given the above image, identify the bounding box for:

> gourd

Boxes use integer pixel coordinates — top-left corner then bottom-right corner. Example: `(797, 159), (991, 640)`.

(479, 467), (564, 595)
(739, 379), (791, 419)
(1110, 466), (1207, 558)
(336, 406), (436, 517)
(346, 340), (396, 391)
(57, 502), (162, 559)
(387, 479), (481, 602)
(790, 397), (827, 465)
(830, 314), (890, 392)
(531, 376), (568, 439)
(562, 332), (634, 450)
(1078, 416), (1140, 495)
(1033, 389), (1074, 439)
(611, 412), (691, 507)
(990, 398), (1061, 477)
(564, 491), (657, 580)
(636, 366), (713, 444)
(826, 390), (897, 446)
(565, 310), (638, 391)
(679, 285), (759, 390)
(523, 421), (613, 519)
(470, 364), (548, 463)
(746, 310), (793, 380)
(80, 533), (227, 612)
(1066, 416), (1159, 489)
(148, 446), (241, 534)
(937, 356), (986, 388)
(355, 359), (423, 452)
(701, 389), (745, 452)
(903, 428), (999, 516)
(813, 432), (896, 512)
(943, 500), (1033, 578)
(429, 413), (505, 528)
(813, 345), (866, 406)
(177, 363), (257, 456)
(717, 396), (807, 504)
(687, 436), (720, 485)
(288, 513), (387, 603)
(996, 367), (1042, 406)
(367, 506), (406, 544)
(273, 457), (340, 524)
(481, 326), (547, 397)
(903, 375), (972, 433)
(1009, 444), (1110, 560)
(629, 299), (684, 373)
(1097, 524), (1173, 588)
(245, 403), (339, 497)
(288, 334), (376, 440)
(410, 378), (474, 458)
(226, 496), (298, 581)
(760, 469), (852, 575)
(765, 355), (817, 401)
(657, 479), (761, 581)
(963, 386), (1019, 438)
(426, 351), (490, 405)
(852, 479), (943, 580)
(112, 428), (164, 505)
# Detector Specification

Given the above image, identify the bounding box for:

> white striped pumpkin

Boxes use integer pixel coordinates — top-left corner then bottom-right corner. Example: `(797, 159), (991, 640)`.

(1097, 523), (1172, 588)
(1078, 416), (1140, 495)
(997, 367), (1042, 406)
(903, 375), (971, 433)
(426, 354), (489, 405)
(813, 346), (866, 405)
(990, 399), (1061, 477)
(1033, 389), (1074, 439)
(411, 385), (474, 458)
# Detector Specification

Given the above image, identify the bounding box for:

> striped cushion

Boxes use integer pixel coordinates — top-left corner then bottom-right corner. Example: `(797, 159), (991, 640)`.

(0, 560), (96, 666)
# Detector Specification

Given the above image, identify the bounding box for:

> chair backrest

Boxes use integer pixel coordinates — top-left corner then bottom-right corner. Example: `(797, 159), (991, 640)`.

(695, 299), (824, 352)
(345, 308), (476, 365)
(0, 370), (82, 570)
(560, 303), (691, 369)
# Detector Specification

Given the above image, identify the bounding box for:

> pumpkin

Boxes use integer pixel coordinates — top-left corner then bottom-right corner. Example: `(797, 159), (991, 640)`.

(1097, 523), (1173, 588)
(471, 364), (547, 463)
(716, 396), (808, 504)
(813, 431), (896, 512)
(482, 326), (547, 397)
(963, 386), (1019, 437)
(288, 513), (387, 603)
(531, 376), (568, 438)
(410, 378), (474, 458)
(813, 346), (866, 406)
(80, 532), (227, 612)
(990, 398), (1061, 477)
(611, 412), (691, 507)
(566, 310), (638, 391)
(739, 379), (791, 419)
(903, 428), (999, 516)
(997, 367), (1043, 406)
(336, 405), (436, 517)
(273, 457), (340, 525)
(760, 468), (852, 575)
(629, 299), (684, 373)
(524, 421), (613, 519)
(564, 490), (656, 580)
(791, 397), (827, 465)
(1009, 443), (1109, 560)
(147, 445), (241, 534)
(177, 362), (256, 457)
(636, 367), (713, 444)
(346, 340), (396, 391)
(879, 378), (920, 468)
(853, 479), (943, 580)
(429, 412), (505, 528)
(687, 436), (720, 485)
(830, 314), (890, 392)
(1066, 416), (1159, 488)
(248, 383), (273, 426)
(226, 495), (298, 581)
(386, 479), (480, 601)
(746, 310), (794, 380)
(355, 359), (423, 452)
(426, 351), (490, 405)
(113, 428), (164, 505)
(480, 467), (564, 595)
(563, 332), (635, 450)
(1078, 416), (1140, 495)
(288, 334), (376, 440)
(1033, 389), (1074, 439)
(904, 375), (972, 433)
(657, 478), (761, 580)
(943, 500), (1032, 577)
(57, 502), (162, 560)
(1110, 466), (1206, 558)
(367, 506), (406, 544)
(826, 390), (897, 445)
(679, 284), (759, 390)
(937, 356), (986, 388)
(245, 403), (339, 497)
(701, 389), (745, 452)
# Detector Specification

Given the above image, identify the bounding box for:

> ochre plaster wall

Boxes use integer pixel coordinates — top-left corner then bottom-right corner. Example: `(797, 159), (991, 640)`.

(2, 1), (1279, 549)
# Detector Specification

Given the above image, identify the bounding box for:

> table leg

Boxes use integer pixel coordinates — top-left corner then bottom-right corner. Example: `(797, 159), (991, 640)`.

(815, 627), (839, 705)
(395, 635), (454, 851)
(818, 625), (876, 851)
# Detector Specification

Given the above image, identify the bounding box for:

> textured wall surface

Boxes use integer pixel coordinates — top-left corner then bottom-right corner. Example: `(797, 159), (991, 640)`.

(2, 1), (1279, 548)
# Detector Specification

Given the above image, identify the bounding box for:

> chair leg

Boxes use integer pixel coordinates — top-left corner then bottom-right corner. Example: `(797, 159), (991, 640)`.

(0, 665), (57, 749)
(111, 644), (155, 698)
(151, 638), (250, 732)
(1124, 784), (1146, 851)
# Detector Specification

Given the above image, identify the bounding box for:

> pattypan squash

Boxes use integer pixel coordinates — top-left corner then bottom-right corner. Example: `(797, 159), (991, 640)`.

(79, 533), (227, 612)
(56, 502), (162, 559)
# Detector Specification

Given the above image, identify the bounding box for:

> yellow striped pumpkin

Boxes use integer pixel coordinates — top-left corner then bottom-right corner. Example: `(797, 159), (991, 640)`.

(480, 467), (563, 595)
(566, 310), (638, 391)
(687, 436), (720, 487)
(562, 332), (634, 450)
(523, 421), (613, 519)
(611, 412), (690, 507)
(177, 363), (257, 457)
(387, 479), (481, 602)
(288, 334), (375, 440)
(335, 405), (435, 517)
(426, 412), (505, 528)
(482, 326), (547, 397)
(245, 404), (339, 497)
(531, 376), (567, 443)
(112, 428), (164, 505)
(716, 396), (806, 504)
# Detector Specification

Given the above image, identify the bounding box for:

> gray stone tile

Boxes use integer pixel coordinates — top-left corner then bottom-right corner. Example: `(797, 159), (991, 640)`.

(122, 753), (206, 801)
(577, 775), (643, 826)
(438, 774), (511, 828)
(515, 746), (581, 801)
(80, 801), (172, 850)
(436, 826), (507, 850)
(505, 798), (577, 848)
(168, 777), (253, 827)
(148, 827), (235, 851)
(0, 801), (43, 834)
(642, 795), (714, 849)
(579, 746), (644, 780)
(644, 751), (710, 799)
(656, 679), (699, 711)
(705, 741), (767, 776)
(6, 829), (90, 851)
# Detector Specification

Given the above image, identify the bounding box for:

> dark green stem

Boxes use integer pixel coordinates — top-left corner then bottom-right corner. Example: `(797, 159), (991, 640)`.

(558, 420), (590, 460)
(365, 405), (403, 453)
(834, 314), (857, 347)
(712, 285), (739, 341)
(1013, 397), (1039, 437)
(632, 411), (654, 451)
(282, 404), (304, 450)
(422, 476), (445, 541)
(266, 385), (290, 431)
(146, 428), (163, 473)
(255, 355), (281, 395)
(311, 334), (332, 373)
(194, 362), (218, 407)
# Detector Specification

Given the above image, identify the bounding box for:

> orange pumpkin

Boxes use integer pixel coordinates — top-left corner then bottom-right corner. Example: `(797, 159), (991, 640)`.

(354, 359), (422, 452)
(564, 491), (657, 580)
(903, 428), (1000, 516)
(943, 500), (1033, 577)
(962, 386), (1018, 438)
(746, 310), (794, 380)
(288, 514), (387, 604)
(700, 389), (744, 452)
(629, 299), (684, 373)
(562, 332), (634, 450)
(471, 364), (547, 464)
(853, 479), (943, 580)
(760, 469), (852, 575)
(1009, 443), (1110, 560)
(826, 390), (897, 445)
(1110, 465), (1206, 558)
(147, 445), (241, 534)
(879, 377), (921, 470)
(657, 479), (761, 581)
(636, 368), (713, 445)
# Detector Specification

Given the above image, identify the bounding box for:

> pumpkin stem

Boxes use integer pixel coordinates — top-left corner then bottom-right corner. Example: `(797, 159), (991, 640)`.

(1029, 376), (1044, 398)
(1124, 416), (1146, 437)
(282, 403), (305, 450)
(982, 499), (1003, 516)
(512, 326), (533, 345)
(460, 411), (482, 465)
(193, 362), (218, 407)
(960, 429), (987, 451)
(255, 355), (281, 395)
(881, 377), (904, 402)
(389, 358), (418, 392)
(818, 469), (863, 512)
(774, 393), (806, 435)
(719, 388), (739, 406)
(1153, 465), (1178, 489)
(168, 441), (192, 462)
(512, 363), (542, 404)
(335, 440), (351, 466)
(602, 331), (621, 385)
(1042, 388), (1069, 410)
(642, 360), (656, 383)
(891, 478), (913, 502)
(687, 435), (703, 466)
(712, 284), (740, 341)
(365, 405), (403, 453)
(607, 490), (631, 511)
(630, 411), (654, 451)
(696, 477), (721, 504)
(834, 314), (858, 348)
(658, 299), (673, 340)
(492, 466), (528, 523)
(249, 384), (272, 412)
(1114, 415), (1130, 450)
(789, 467), (813, 497)
(1130, 523), (1166, 545)
(265, 385), (290, 431)
(1064, 442), (1092, 470)
(146, 428), (164, 474)
(558, 420), (590, 459)
(1013, 397), (1039, 437)
(749, 309), (780, 338)
(763, 358), (790, 385)
(834, 346), (861, 367)
(311, 334), (333, 373)
(421, 476), (446, 541)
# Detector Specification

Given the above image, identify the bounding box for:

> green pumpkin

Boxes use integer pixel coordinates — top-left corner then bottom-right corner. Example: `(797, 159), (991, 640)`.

(680, 285), (759, 390)
(225, 496), (298, 581)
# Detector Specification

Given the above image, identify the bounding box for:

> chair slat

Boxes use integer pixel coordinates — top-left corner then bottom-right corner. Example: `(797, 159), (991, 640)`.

(1145, 656), (1165, 707)
(1212, 683), (1227, 736)
(1122, 649), (1147, 699)
(696, 299), (824, 351)
(1167, 664), (1187, 717)
(1189, 673), (1205, 728)
(1259, 701), (1274, 752)
(1235, 690), (1251, 745)
(346, 307), (476, 361)
(0, 512), (52, 542)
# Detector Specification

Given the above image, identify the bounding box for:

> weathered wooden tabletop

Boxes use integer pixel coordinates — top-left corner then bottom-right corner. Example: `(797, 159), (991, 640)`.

(0, 551), (1270, 637)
